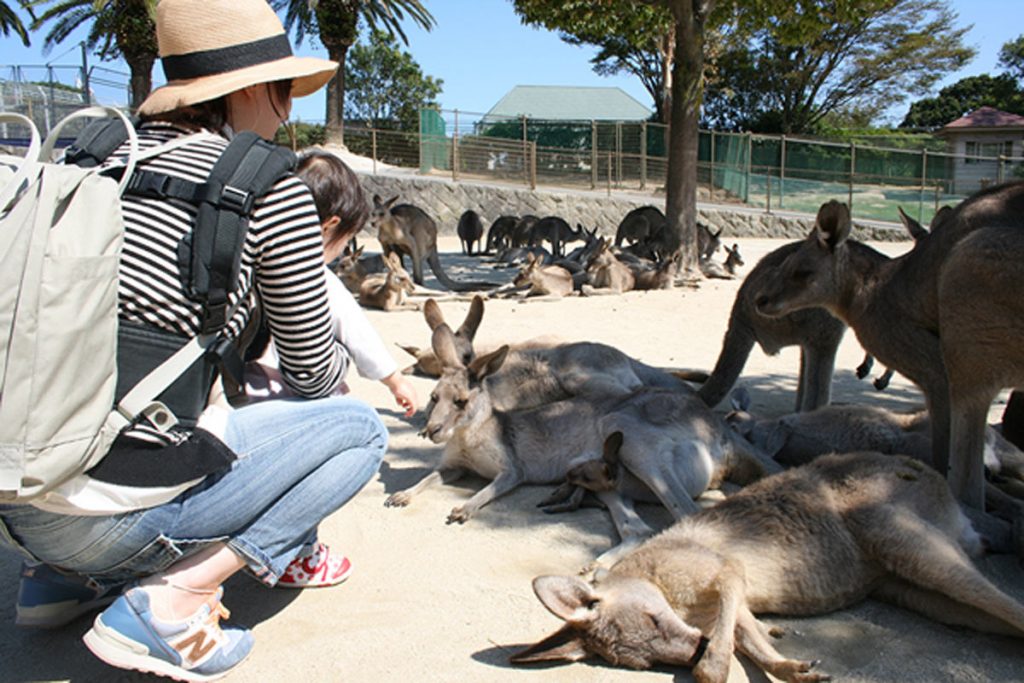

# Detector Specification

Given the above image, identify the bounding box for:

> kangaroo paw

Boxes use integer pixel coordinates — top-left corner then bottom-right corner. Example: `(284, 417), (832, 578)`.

(385, 491), (413, 508)
(446, 506), (472, 524)
(767, 658), (830, 683)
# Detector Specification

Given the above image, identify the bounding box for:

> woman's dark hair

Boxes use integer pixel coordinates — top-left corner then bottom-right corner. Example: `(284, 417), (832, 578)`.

(139, 79), (293, 132)
(295, 150), (369, 248)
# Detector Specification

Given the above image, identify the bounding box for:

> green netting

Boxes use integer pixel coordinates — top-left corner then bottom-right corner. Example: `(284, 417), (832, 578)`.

(419, 108), (448, 173)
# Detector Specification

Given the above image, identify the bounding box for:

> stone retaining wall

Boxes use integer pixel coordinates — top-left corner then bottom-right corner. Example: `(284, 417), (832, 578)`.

(357, 171), (906, 243)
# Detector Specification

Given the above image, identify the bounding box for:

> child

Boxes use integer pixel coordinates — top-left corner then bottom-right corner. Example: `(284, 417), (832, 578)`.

(242, 150), (418, 417)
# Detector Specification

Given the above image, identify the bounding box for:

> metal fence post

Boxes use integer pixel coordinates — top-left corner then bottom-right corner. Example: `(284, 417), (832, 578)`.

(848, 142), (856, 214)
(530, 141), (537, 190)
(452, 109), (459, 182)
(998, 154), (1005, 185)
(779, 135), (786, 209)
(607, 151), (612, 197)
(918, 148), (927, 222)
(745, 132), (752, 205)
(591, 120), (597, 190)
(615, 121), (622, 187)
(709, 129), (716, 199)
(640, 120), (647, 191)
(522, 115), (529, 187)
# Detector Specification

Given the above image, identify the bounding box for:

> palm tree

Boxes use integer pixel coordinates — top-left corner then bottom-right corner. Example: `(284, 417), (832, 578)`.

(274, 0), (434, 146)
(0, 1), (30, 45)
(26, 0), (157, 110)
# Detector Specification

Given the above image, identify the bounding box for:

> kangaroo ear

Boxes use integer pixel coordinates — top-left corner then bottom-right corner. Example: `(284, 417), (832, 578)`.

(813, 200), (851, 250)
(457, 295), (485, 342)
(531, 576), (599, 625)
(431, 323), (463, 369)
(468, 345), (509, 382)
(385, 195), (399, 208)
(897, 206), (928, 241)
(602, 431), (625, 468)
(373, 194), (383, 206)
(423, 298), (445, 331)
(510, 625), (591, 664)
(396, 343), (421, 359)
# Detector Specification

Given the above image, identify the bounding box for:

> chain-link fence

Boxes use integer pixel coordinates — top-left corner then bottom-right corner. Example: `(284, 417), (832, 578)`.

(412, 108), (1023, 227)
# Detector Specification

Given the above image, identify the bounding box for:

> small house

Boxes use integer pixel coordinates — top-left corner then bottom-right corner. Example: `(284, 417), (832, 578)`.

(936, 106), (1024, 194)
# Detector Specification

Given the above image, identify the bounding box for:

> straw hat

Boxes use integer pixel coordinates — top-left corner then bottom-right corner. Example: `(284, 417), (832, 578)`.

(138, 0), (338, 116)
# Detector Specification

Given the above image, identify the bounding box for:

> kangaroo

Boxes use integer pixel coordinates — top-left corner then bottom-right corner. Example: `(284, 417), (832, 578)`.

(395, 296), (484, 375)
(369, 195), (498, 291)
(753, 186), (1024, 509)
(725, 387), (1024, 502)
(484, 215), (517, 254)
(357, 251), (416, 311)
(510, 214), (540, 248)
(529, 216), (582, 258)
(699, 242), (744, 280)
(386, 324), (774, 528)
(697, 240), (847, 412)
(456, 209), (484, 255)
(614, 205), (665, 248)
(582, 238), (635, 294)
(509, 252), (574, 299)
(855, 353), (896, 390)
(697, 222), (723, 261)
(513, 451), (1024, 682)
(630, 254), (678, 291)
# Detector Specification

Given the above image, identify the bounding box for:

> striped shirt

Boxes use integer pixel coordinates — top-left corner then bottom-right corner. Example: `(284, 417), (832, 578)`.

(110, 122), (345, 398)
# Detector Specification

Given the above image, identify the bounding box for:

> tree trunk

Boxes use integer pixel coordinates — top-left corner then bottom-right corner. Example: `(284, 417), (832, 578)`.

(324, 43), (350, 147)
(127, 55), (154, 111)
(663, 1), (706, 276)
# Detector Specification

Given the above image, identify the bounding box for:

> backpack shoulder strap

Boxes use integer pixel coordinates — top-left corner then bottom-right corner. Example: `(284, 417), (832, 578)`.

(182, 131), (297, 333)
(63, 114), (140, 168)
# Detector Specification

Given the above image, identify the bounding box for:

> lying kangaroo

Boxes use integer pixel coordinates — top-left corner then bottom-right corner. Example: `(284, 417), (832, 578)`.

(582, 238), (635, 294)
(697, 222), (723, 261)
(697, 240), (847, 412)
(513, 451), (1024, 682)
(370, 195), (498, 291)
(699, 242), (744, 280)
(386, 324), (769, 527)
(754, 187), (1024, 509)
(725, 387), (1024, 503)
(509, 252), (574, 299)
(456, 209), (484, 255)
(358, 251), (416, 311)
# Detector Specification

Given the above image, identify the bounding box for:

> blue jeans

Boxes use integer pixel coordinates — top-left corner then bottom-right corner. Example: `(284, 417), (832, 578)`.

(0, 396), (386, 587)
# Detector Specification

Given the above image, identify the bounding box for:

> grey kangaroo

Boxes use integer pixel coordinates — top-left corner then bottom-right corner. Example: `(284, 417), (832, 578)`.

(370, 195), (498, 291)
(386, 325), (772, 529)
(697, 240), (847, 412)
(456, 209), (484, 256)
(357, 251), (416, 311)
(513, 451), (1024, 683)
(753, 187), (1024, 509)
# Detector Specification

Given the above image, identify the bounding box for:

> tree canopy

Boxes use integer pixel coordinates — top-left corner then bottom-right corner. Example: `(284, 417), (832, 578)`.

(702, 0), (974, 134)
(344, 29), (442, 131)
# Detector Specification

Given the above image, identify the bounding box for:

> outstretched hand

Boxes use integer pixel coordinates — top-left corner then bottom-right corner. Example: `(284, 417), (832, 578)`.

(382, 371), (418, 418)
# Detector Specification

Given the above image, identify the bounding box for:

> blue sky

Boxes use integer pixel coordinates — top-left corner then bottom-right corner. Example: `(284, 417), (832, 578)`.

(1, 0), (1019, 125)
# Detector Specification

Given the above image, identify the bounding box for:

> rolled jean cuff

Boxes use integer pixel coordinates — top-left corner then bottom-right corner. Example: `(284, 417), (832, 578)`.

(229, 535), (317, 587)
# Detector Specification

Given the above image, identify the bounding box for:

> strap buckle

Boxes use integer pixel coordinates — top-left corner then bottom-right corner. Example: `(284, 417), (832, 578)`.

(125, 171), (172, 199)
(218, 184), (255, 214)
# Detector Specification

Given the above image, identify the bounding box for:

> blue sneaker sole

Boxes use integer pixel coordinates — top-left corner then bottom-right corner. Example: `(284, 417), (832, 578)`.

(83, 615), (248, 683)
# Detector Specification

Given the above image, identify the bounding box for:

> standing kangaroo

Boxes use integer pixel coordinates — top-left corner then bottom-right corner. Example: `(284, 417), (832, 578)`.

(456, 209), (484, 255)
(513, 451), (1024, 683)
(754, 187), (1024, 509)
(370, 195), (498, 291)
(697, 241), (847, 412)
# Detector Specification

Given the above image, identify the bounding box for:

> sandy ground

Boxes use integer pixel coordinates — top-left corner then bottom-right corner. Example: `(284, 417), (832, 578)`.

(2, 236), (1024, 683)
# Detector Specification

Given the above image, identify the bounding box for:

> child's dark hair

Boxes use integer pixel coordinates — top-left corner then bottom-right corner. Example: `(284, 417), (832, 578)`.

(295, 150), (369, 249)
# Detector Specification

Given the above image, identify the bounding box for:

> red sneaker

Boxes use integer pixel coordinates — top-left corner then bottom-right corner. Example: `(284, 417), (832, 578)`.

(276, 543), (353, 589)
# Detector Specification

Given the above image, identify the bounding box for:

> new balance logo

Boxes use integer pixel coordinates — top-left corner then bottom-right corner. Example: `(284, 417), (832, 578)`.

(175, 629), (217, 665)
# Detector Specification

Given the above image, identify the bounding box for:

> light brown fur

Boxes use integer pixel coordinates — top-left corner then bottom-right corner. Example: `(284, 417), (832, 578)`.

(513, 452), (1024, 682)
(357, 251), (416, 311)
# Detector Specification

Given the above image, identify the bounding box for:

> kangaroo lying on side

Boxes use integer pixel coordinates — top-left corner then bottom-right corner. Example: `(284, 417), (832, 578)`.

(508, 252), (574, 299)
(357, 252), (417, 311)
(582, 238), (635, 294)
(370, 195), (499, 291)
(699, 242), (744, 280)
(512, 451), (1024, 682)
(386, 324), (773, 528)
(753, 187), (1024, 509)
(725, 388), (1024, 504)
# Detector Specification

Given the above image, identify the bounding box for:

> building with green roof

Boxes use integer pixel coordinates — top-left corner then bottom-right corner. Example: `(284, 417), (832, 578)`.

(484, 85), (652, 122)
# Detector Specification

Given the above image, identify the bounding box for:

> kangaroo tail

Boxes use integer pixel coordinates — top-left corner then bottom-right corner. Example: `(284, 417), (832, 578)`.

(426, 251), (501, 291)
(697, 322), (756, 409)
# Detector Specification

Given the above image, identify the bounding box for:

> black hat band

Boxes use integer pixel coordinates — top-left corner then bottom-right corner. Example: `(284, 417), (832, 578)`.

(162, 33), (293, 81)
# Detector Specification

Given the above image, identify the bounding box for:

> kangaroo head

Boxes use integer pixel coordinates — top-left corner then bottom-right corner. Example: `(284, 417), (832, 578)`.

(754, 200), (851, 318)
(512, 575), (704, 670)
(566, 432), (624, 492)
(421, 323), (508, 443)
(369, 194), (399, 230)
(724, 243), (744, 273)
